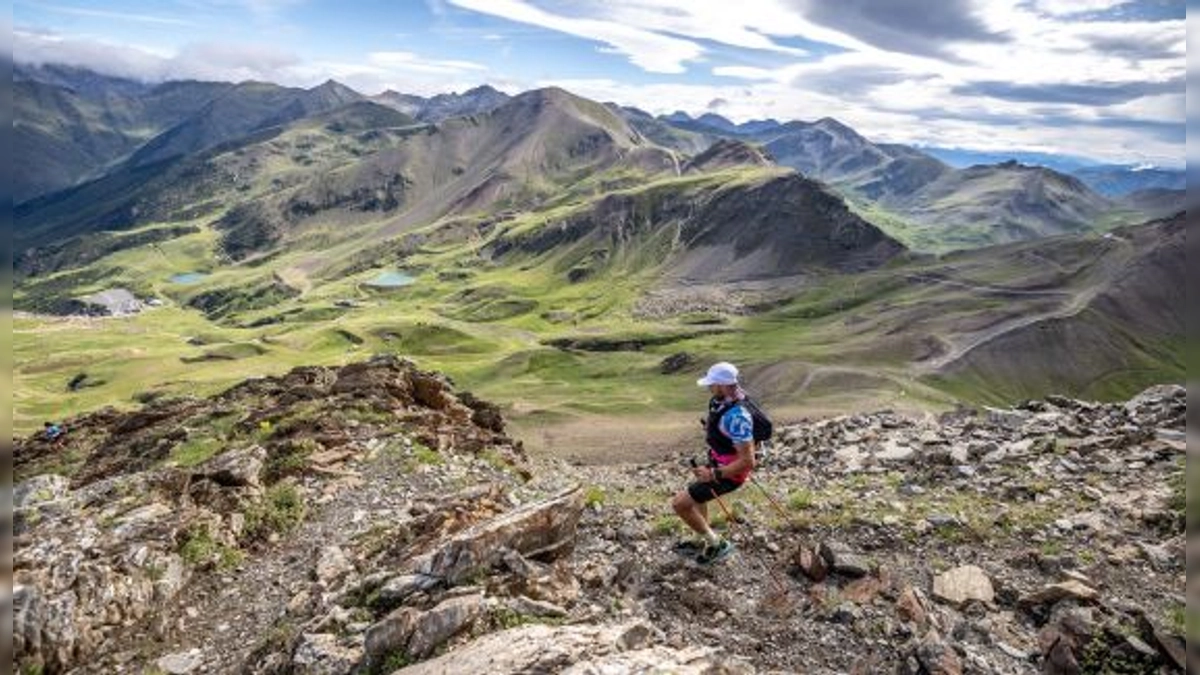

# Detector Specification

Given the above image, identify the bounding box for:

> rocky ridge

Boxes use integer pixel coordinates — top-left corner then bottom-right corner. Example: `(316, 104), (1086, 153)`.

(13, 360), (1186, 674)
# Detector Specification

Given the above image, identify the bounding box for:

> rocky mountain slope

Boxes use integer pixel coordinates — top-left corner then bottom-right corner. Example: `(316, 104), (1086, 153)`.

(649, 114), (1172, 251)
(936, 212), (1186, 398)
(14, 86), (675, 257)
(485, 169), (906, 284)
(372, 85), (510, 122)
(13, 64), (230, 202)
(1070, 166), (1185, 198)
(14, 357), (1186, 674)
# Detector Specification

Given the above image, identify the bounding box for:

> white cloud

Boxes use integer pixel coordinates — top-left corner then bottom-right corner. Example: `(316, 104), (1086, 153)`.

(368, 51), (487, 75)
(37, 5), (197, 26)
(446, 0), (706, 73)
(1030, 0), (1128, 16)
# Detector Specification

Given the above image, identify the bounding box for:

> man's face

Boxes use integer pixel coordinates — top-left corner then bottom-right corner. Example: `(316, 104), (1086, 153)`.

(709, 383), (734, 397)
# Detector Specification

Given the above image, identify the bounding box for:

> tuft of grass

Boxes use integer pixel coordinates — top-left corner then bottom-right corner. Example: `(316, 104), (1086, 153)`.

(787, 489), (815, 511)
(170, 436), (225, 468)
(179, 527), (243, 570)
(652, 514), (685, 537)
(243, 483), (306, 542)
(584, 486), (606, 508)
(412, 442), (442, 466)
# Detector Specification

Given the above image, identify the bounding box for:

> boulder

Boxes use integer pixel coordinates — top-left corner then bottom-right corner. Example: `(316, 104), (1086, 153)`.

(819, 542), (871, 578)
(364, 607), (419, 665)
(417, 485), (584, 585)
(406, 593), (485, 659)
(192, 445), (266, 488)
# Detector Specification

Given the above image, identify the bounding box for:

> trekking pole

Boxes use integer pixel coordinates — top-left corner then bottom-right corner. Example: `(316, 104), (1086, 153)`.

(748, 476), (798, 526)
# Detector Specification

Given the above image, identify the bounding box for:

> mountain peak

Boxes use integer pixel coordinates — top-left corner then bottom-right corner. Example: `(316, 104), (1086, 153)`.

(683, 138), (773, 173)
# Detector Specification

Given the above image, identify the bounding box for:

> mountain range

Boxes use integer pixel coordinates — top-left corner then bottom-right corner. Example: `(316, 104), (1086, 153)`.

(11, 64), (1187, 438)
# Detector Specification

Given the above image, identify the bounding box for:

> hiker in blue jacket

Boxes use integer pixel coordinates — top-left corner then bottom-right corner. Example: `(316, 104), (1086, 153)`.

(670, 361), (756, 564)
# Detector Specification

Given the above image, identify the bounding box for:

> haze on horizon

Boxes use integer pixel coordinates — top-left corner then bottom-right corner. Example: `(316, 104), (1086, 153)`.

(9, 0), (1187, 167)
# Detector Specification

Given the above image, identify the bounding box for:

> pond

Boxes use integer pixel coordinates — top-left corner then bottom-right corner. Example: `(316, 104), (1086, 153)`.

(170, 272), (208, 284)
(366, 271), (417, 288)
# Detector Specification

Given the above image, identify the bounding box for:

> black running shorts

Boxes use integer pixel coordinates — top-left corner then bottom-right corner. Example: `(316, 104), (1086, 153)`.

(687, 478), (742, 503)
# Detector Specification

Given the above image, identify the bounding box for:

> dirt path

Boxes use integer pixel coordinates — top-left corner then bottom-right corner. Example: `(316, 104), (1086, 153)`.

(917, 239), (1136, 372)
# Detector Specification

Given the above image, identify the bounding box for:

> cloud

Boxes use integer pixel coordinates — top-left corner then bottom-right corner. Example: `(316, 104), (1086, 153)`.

(785, 0), (1008, 59)
(14, 29), (176, 81)
(954, 77), (1184, 106)
(1080, 30), (1183, 59)
(368, 51), (488, 75)
(791, 63), (933, 99)
(446, 0), (704, 73)
(1029, 0), (1129, 16)
(707, 97), (728, 110)
(14, 29), (303, 83)
(36, 5), (197, 26)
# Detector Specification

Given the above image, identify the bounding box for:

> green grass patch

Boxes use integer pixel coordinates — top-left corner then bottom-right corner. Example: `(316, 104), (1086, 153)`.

(243, 483), (306, 542)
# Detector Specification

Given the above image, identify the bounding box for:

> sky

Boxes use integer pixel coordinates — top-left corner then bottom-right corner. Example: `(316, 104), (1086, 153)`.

(9, 0), (1188, 167)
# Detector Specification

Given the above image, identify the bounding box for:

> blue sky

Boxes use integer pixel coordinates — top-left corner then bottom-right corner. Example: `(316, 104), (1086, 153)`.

(9, 0), (1187, 166)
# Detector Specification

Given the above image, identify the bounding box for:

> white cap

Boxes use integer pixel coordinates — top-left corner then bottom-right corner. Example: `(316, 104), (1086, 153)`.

(697, 362), (739, 386)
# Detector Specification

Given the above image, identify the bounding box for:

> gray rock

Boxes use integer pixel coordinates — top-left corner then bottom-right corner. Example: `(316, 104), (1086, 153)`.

(914, 629), (962, 675)
(15, 475), (71, 508)
(830, 602), (862, 624)
(193, 445), (266, 487)
(1019, 580), (1099, 607)
(418, 485), (584, 585)
(876, 440), (916, 462)
(364, 607), (419, 664)
(394, 621), (746, 675)
(376, 574), (442, 609)
(819, 542), (871, 578)
(315, 546), (355, 586)
(292, 633), (361, 675)
(932, 565), (994, 607)
(156, 648), (204, 674)
(407, 593), (484, 659)
(984, 407), (1031, 430)
(509, 595), (567, 618)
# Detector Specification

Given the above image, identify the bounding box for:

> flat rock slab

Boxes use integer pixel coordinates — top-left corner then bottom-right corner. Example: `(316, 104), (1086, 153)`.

(394, 621), (750, 675)
(1019, 580), (1099, 607)
(417, 485), (584, 585)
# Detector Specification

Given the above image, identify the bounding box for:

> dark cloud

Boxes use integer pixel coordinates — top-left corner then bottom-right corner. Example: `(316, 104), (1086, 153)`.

(707, 97), (728, 110)
(792, 65), (933, 98)
(896, 104), (1184, 145)
(953, 77), (1183, 106)
(1080, 32), (1183, 61)
(788, 0), (1008, 59)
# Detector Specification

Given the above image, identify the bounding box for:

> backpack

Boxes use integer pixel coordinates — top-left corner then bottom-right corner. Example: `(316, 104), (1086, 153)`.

(740, 397), (774, 443)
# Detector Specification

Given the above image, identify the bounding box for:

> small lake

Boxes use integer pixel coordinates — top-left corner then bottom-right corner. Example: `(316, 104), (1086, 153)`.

(366, 271), (417, 288)
(170, 272), (208, 284)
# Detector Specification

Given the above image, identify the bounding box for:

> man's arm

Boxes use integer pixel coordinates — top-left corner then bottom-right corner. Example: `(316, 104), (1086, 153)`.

(696, 440), (756, 481)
